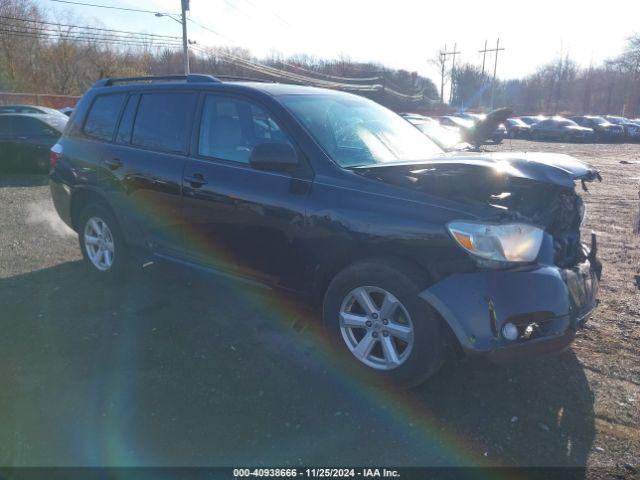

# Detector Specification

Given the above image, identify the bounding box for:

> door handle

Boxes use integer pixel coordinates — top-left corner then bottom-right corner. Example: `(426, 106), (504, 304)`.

(184, 173), (208, 187)
(16, 136), (28, 140)
(104, 158), (123, 170)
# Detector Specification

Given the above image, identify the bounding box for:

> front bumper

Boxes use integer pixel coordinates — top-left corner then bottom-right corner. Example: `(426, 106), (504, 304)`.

(419, 246), (600, 360)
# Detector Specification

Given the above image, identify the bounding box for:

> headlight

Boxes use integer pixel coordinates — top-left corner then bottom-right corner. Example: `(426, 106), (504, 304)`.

(447, 221), (544, 264)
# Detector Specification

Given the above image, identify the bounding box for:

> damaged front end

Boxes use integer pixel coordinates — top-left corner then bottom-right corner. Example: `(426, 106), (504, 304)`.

(354, 151), (602, 359)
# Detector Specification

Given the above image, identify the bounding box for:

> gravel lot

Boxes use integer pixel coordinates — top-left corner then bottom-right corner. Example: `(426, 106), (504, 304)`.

(0, 140), (638, 476)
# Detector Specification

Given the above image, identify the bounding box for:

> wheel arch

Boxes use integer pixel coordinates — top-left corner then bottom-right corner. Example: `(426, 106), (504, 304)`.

(313, 250), (464, 357)
(70, 187), (116, 231)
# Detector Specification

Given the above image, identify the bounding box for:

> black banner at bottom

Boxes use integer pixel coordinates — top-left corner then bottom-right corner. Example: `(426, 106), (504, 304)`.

(0, 467), (637, 480)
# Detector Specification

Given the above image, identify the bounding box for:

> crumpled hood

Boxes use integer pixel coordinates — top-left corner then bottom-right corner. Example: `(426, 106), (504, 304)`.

(353, 151), (600, 267)
(354, 151), (601, 189)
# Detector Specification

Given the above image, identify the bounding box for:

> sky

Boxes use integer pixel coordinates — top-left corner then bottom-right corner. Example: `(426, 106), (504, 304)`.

(41, 0), (640, 85)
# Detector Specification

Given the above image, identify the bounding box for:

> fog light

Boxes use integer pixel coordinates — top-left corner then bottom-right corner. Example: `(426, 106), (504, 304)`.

(502, 322), (519, 341)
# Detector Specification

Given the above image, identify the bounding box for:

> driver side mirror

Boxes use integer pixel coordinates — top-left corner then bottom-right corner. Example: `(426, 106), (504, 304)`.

(249, 142), (299, 173)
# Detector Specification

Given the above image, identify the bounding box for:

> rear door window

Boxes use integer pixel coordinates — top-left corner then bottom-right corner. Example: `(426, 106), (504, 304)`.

(131, 93), (197, 154)
(83, 94), (126, 141)
(13, 117), (52, 137)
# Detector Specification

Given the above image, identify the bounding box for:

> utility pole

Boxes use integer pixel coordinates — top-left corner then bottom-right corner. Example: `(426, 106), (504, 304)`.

(449, 43), (459, 104)
(439, 44), (446, 104)
(484, 38), (504, 109)
(155, 2), (189, 74)
(438, 44), (460, 104)
(181, 0), (190, 75)
(479, 39), (488, 77)
(478, 39), (490, 109)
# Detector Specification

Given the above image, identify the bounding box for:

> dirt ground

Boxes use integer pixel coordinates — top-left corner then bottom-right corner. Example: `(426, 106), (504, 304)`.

(0, 139), (638, 477)
(489, 139), (640, 476)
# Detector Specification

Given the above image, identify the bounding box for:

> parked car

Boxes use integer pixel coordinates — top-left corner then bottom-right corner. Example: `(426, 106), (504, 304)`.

(0, 112), (67, 172)
(437, 115), (475, 130)
(505, 118), (531, 138)
(0, 104), (69, 120)
(603, 115), (640, 141)
(530, 117), (595, 142)
(405, 115), (468, 151)
(453, 112), (487, 122)
(441, 109), (512, 146)
(50, 74), (601, 386)
(519, 115), (547, 126)
(569, 116), (624, 142)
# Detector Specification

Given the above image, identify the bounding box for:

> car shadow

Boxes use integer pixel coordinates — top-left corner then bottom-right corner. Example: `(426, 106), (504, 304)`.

(0, 260), (595, 469)
(413, 351), (595, 470)
(0, 173), (49, 187)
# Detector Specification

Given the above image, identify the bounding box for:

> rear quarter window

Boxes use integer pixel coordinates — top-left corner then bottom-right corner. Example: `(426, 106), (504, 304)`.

(83, 94), (126, 141)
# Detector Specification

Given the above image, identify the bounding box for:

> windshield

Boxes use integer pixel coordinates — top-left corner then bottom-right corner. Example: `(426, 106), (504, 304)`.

(414, 120), (464, 150)
(280, 93), (443, 167)
(508, 118), (527, 127)
(45, 114), (68, 132)
(590, 116), (608, 125)
(556, 120), (579, 127)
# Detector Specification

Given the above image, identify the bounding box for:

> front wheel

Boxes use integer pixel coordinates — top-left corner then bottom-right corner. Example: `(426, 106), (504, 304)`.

(322, 260), (445, 387)
(78, 203), (128, 281)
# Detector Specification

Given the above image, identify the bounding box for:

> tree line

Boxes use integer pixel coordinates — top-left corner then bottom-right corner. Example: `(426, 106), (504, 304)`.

(450, 36), (640, 117)
(0, 0), (438, 111)
(1, 0), (639, 116)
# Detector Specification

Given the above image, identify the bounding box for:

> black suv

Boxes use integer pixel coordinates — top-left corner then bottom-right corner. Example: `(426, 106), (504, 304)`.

(50, 75), (601, 386)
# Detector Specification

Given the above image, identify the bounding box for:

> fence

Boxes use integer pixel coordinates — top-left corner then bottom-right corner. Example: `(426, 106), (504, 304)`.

(0, 92), (79, 109)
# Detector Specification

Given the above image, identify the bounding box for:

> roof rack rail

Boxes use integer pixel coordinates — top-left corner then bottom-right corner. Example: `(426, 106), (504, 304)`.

(93, 74), (221, 87)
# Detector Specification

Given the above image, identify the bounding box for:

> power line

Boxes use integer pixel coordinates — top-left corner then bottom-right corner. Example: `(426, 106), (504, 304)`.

(0, 29), (182, 49)
(240, 0), (290, 28)
(0, 22), (183, 44)
(48, 0), (176, 16)
(194, 46), (380, 91)
(186, 18), (235, 44)
(43, 0), (390, 85)
(3, 7), (427, 101)
(189, 24), (381, 83)
(0, 14), (181, 40)
(192, 45), (426, 99)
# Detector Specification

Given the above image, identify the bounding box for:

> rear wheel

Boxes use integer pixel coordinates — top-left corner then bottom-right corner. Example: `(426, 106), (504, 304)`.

(323, 260), (445, 387)
(78, 203), (128, 281)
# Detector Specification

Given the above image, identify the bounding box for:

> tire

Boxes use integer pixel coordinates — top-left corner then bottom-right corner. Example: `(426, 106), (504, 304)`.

(530, 131), (539, 141)
(561, 133), (571, 143)
(322, 259), (445, 387)
(78, 202), (128, 281)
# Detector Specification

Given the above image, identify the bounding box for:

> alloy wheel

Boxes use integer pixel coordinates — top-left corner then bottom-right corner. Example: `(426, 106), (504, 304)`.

(339, 286), (414, 370)
(84, 216), (115, 271)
